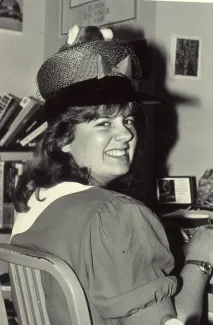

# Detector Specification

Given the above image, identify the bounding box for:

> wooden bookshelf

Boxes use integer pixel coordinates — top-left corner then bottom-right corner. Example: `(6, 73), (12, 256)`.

(0, 149), (32, 162)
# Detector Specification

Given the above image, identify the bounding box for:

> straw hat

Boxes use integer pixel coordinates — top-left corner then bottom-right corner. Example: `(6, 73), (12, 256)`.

(37, 25), (153, 122)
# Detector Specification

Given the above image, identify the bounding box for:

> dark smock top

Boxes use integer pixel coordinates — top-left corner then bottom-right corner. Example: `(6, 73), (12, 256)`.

(10, 182), (177, 325)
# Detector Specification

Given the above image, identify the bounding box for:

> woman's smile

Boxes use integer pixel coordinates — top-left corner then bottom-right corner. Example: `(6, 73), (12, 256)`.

(105, 148), (129, 158)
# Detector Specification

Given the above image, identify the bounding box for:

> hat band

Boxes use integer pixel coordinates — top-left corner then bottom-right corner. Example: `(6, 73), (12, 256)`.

(44, 76), (141, 123)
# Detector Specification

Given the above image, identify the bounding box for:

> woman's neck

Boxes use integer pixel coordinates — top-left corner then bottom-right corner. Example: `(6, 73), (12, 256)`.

(88, 177), (109, 187)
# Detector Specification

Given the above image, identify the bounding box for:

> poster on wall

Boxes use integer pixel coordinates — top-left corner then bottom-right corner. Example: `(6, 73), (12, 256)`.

(0, 0), (23, 32)
(170, 35), (202, 80)
(61, 0), (136, 35)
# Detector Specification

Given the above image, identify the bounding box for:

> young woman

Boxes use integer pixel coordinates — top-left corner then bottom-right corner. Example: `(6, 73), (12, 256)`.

(10, 25), (213, 325)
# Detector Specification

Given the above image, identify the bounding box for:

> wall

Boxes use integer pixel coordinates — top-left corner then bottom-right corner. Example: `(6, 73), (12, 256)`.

(154, 2), (213, 182)
(44, 0), (66, 60)
(0, 0), (46, 98)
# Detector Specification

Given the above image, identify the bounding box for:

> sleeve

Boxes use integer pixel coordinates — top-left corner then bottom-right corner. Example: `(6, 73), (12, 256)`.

(84, 195), (178, 325)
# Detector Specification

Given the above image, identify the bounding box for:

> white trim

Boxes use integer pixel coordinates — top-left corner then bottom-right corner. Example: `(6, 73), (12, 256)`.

(10, 182), (93, 240)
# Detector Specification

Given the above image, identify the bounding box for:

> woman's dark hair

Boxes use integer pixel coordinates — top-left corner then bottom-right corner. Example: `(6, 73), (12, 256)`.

(13, 101), (147, 213)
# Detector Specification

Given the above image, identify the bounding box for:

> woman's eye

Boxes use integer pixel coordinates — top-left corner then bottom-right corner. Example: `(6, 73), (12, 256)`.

(124, 117), (135, 126)
(97, 121), (110, 127)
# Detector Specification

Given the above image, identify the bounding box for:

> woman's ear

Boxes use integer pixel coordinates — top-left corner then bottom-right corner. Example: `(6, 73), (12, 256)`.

(61, 143), (71, 153)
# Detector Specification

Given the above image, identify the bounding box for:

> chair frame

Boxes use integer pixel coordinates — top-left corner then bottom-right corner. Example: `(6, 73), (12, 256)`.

(0, 243), (186, 325)
(0, 243), (92, 325)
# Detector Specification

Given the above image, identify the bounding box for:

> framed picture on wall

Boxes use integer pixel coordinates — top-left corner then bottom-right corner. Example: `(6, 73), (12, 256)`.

(170, 35), (202, 79)
(0, 0), (23, 32)
(61, 0), (136, 35)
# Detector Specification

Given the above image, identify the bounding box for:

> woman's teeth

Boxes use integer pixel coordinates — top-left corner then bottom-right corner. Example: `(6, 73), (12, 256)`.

(105, 149), (127, 157)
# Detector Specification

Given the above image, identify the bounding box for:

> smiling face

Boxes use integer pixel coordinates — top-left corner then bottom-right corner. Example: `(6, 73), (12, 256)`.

(62, 103), (137, 186)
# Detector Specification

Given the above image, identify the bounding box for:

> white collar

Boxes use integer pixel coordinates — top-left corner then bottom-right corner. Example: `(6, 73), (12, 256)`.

(10, 182), (93, 240)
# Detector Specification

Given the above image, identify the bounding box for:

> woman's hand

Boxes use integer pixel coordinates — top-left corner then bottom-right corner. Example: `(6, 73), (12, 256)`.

(184, 224), (213, 264)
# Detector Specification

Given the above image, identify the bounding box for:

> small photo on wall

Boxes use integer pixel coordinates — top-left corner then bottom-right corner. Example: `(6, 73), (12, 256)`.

(170, 35), (202, 79)
(0, 0), (23, 32)
(157, 179), (176, 203)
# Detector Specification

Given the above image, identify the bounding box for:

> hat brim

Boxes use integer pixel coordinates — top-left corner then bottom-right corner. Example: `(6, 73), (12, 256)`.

(44, 76), (161, 122)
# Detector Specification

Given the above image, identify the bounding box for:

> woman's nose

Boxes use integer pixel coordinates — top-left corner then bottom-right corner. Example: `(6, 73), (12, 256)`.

(114, 125), (134, 142)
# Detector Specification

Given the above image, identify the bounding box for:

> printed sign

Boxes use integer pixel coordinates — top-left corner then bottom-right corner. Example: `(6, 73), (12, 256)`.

(61, 0), (136, 35)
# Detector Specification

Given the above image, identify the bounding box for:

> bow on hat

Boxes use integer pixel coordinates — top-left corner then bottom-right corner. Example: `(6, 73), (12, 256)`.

(97, 54), (132, 80)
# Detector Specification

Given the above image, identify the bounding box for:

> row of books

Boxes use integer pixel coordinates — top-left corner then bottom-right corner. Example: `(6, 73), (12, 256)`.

(0, 161), (23, 229)
(0, 93), (47, 149)
(0, 152), (31, 231)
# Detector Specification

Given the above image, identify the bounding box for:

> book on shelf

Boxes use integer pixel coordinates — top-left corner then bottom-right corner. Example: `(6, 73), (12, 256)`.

(0, 161), (23, 229)
(14, 108), (47, 148)
(0, 94), (22, 138)
(0, 94), (14, 120)
(0, 96), (43, 148)
(19, 122), (47, 147)
(0, 94), (20, 123)
(0, 150), (32, 162)
(20, 133), (44, 148)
